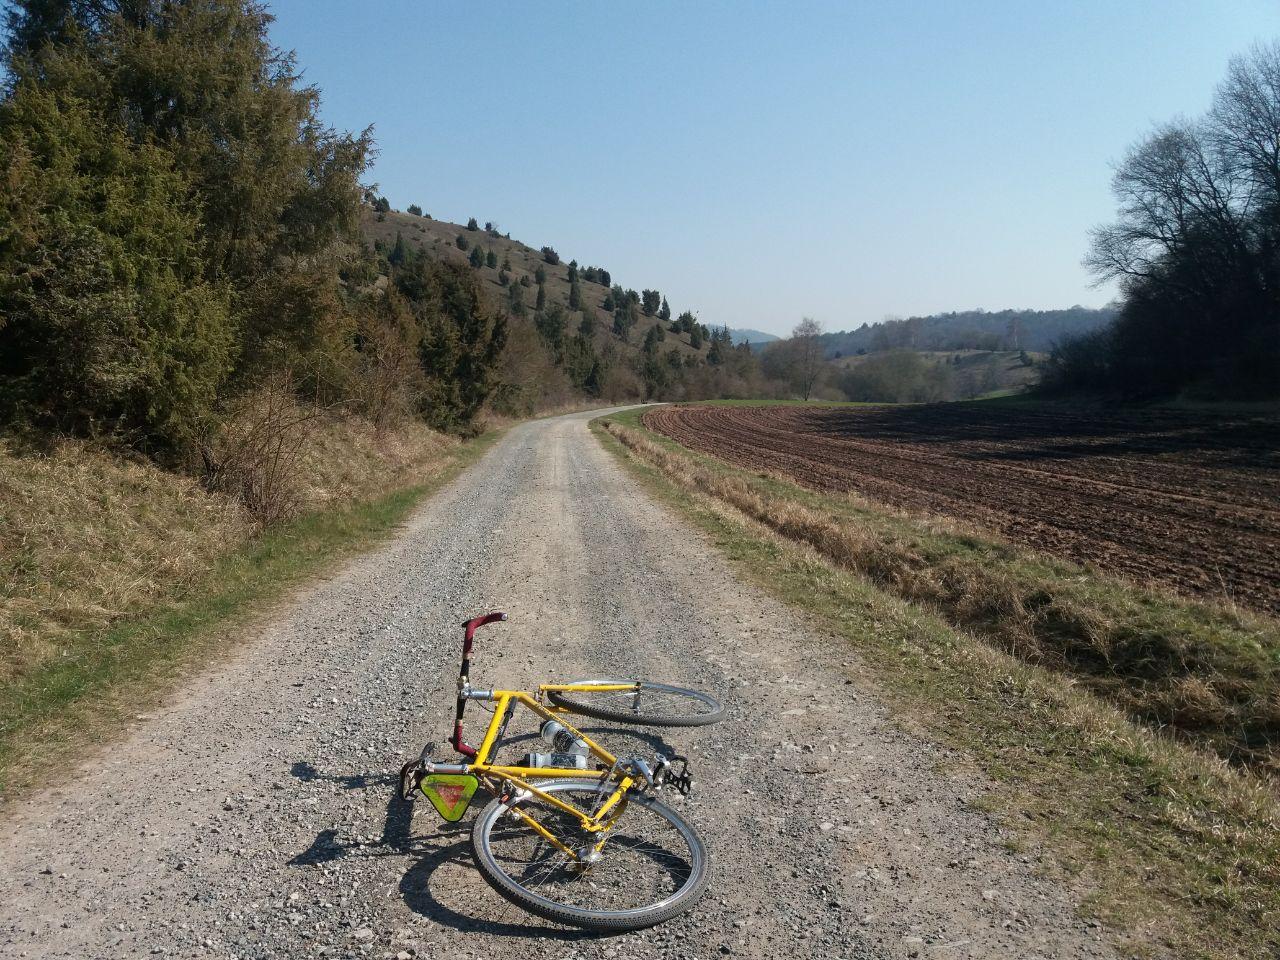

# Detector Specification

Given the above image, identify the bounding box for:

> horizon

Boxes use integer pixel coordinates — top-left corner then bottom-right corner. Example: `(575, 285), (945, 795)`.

(269, 1), (1280, 336)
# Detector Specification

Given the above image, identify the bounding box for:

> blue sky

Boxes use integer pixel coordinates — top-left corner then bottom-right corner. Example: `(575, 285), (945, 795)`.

(270, 0), (1280, 336)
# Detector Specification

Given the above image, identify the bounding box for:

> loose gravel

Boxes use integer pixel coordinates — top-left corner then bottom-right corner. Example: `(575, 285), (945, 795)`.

(0, 408), (1118, 960)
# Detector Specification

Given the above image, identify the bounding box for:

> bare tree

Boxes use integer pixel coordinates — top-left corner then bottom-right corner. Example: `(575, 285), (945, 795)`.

(1212, 42), (1280, 205)
(792, 317), (824, 401)
(1084, 121), (1244, 298)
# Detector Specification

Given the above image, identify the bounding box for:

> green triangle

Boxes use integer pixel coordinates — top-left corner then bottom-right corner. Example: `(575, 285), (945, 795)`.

(421, 773), (479, 822)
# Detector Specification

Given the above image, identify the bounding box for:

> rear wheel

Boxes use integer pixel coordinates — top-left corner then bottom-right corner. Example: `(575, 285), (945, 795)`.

(546, 680), (724, 727)
(470, 779), (709, 931)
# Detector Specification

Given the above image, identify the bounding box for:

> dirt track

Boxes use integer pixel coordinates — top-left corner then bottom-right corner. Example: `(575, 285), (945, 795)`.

(0, 408), (1115, 960)
(645, 403), (1280, 613)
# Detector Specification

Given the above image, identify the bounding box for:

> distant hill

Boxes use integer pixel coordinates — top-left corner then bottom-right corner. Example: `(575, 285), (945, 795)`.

(728, 328), (781, 348)
(819, 306), (1116, 358)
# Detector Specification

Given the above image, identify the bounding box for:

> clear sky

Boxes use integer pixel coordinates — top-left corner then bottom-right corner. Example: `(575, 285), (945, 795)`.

(269, 0), (1280, 336)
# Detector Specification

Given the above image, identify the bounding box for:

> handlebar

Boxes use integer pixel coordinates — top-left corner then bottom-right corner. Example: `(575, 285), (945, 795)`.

(453, 612), (506, 758)
(462, 611), (507, 656)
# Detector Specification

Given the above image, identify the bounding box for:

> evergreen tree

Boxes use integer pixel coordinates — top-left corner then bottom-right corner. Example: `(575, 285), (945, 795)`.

(568, 278), (582, 310)
(468, 244), (484, 268)
(407, 204), (423, 216)
(485, 249), (497, 268)
(455, 235), (469, 250)
(659, 296), (671, 322)
(707, 330), (725, 365)
(642, 289), (661, 316)
(389, 231), (410, 267)
(397, 259), (506, 432)
(534, 265), (547, 285)
(643, 324), (662, 355)
(535, 303), (567, 358)
(613, 300), (639, 341)
(0, 0), (372, 448)
(535, 283), (546, 312)
(466, 217), (479, 230)
(508, 279), (526, 316)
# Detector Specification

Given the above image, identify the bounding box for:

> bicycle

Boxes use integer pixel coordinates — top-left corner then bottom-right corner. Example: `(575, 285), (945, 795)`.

(398, 611), (723, 931)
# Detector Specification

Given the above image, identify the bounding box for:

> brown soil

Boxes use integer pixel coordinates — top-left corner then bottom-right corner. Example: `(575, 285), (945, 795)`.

(644, 403), (1280, 614)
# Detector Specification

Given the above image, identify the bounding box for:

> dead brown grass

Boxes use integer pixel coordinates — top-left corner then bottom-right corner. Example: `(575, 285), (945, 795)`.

(0, 439), (248, 684)
(1, 411), (457, 688)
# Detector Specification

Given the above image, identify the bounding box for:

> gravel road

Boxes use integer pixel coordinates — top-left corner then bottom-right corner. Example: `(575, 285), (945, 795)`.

(0, 408), (1118, 960)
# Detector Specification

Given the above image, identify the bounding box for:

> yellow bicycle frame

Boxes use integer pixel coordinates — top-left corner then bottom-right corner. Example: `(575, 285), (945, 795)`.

(452, 687), (639, 859)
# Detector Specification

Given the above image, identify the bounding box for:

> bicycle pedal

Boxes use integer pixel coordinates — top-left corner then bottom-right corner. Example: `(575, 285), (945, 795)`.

(660, 755), (694, 797)
(399, 758), (426, 801)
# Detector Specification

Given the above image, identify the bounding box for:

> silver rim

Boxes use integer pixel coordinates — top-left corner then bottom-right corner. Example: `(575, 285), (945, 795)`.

(473, 780), (707, 923)
(548, 679), (723, 725)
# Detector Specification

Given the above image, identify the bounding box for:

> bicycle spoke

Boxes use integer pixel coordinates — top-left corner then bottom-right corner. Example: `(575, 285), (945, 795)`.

(477, 786), (699, 916)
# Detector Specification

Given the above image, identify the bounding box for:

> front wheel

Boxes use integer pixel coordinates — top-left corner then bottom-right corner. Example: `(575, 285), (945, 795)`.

(546, 680), (725, 727)
(471, 780), (709, 931)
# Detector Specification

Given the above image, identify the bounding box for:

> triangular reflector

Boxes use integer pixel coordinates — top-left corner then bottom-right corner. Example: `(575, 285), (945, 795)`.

(420, 773), (479, 822)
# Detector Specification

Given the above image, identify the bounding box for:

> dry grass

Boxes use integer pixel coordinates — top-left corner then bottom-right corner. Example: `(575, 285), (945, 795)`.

(1, 411), (456, 688)
(294, 414), (459, 506)
(0, 413), (488, 799)
(595, 415), (1280, 959)
(602, 418), (1280, 773)
(0, 439), (248, 684)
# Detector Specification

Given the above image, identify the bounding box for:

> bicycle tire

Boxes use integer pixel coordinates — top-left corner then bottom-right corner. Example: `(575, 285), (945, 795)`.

(546, 679), (725, 727)
(471, 779), (709, 931)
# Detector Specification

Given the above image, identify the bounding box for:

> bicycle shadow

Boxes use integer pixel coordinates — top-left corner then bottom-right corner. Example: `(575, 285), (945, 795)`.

(287, 756), (623, 940)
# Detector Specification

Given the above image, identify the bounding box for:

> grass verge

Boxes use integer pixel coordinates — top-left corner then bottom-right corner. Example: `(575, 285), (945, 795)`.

(593, 410), (1280, 960)
(0, 428), (501, 800)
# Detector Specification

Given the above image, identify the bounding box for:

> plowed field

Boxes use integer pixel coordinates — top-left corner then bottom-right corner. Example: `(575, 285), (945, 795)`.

(644, 403), (1280, 614)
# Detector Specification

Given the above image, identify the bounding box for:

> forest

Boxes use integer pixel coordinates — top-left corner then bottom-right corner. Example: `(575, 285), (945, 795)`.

(818, 306), (1115, 358)
(0, 0), (791, 486)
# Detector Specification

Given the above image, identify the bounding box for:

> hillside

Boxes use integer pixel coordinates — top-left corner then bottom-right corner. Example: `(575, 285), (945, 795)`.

(821, 306), (1115, 357)
(361, 207), (715, 402)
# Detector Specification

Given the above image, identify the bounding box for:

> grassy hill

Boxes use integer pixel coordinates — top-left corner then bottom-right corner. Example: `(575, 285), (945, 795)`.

(362, 208), (711, 369)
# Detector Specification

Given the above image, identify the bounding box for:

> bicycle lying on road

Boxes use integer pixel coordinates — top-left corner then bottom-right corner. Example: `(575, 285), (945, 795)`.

(399, 611), (724, 931)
